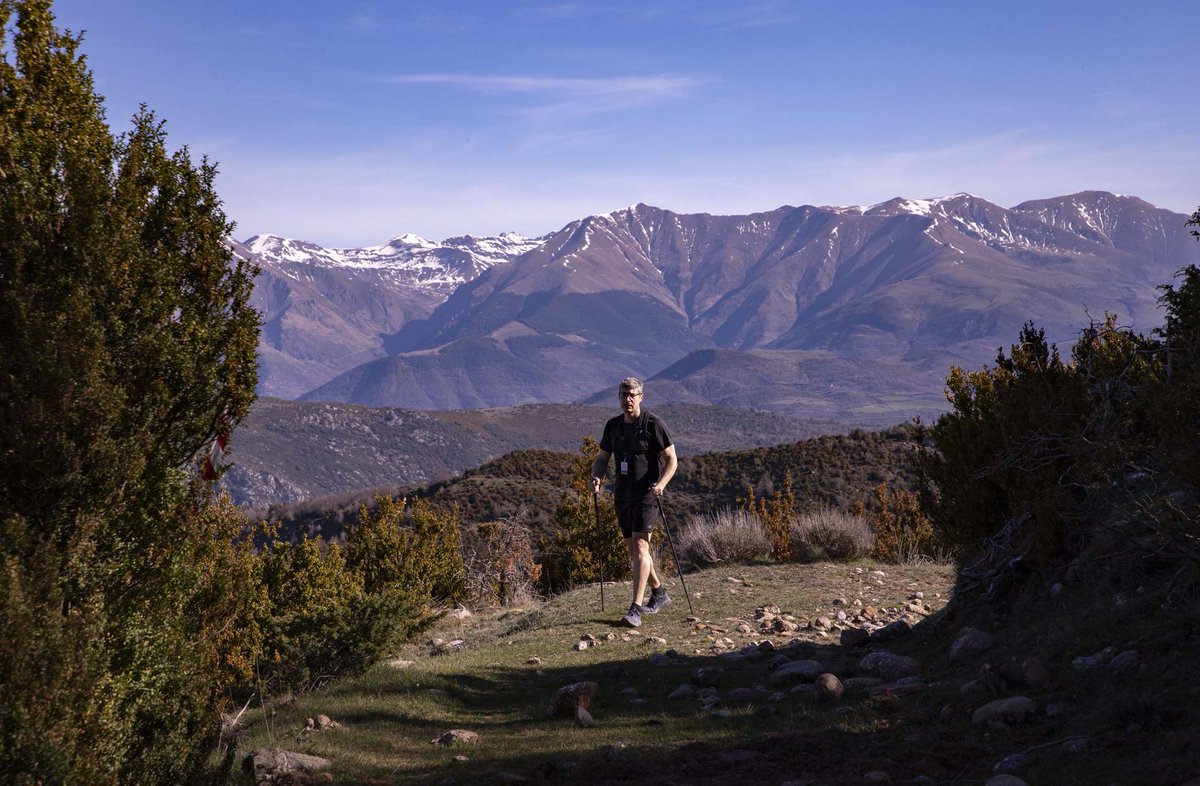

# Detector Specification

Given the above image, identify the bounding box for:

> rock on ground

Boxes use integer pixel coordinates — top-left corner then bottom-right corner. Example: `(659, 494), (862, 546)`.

(547, 681), (598, 719)
(245, 747), (332, 785)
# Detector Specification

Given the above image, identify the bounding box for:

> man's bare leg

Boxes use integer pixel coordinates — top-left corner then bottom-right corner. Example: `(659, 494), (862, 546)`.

(628, 533), (661, 607)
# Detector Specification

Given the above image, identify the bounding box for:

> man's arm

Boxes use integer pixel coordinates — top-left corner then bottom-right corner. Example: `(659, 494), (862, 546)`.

(652, 444), (678, 497)
(591, 450), (611, 494)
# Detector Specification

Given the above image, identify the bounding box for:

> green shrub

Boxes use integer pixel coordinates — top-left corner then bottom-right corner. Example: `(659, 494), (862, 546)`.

(538, 438), (627, 594)
(258, 531), (423, 692)
(919, 315), (1170, 563)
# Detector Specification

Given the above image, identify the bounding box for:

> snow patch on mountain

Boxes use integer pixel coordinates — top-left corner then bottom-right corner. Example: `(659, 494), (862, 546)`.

(244, 230), (544, 296)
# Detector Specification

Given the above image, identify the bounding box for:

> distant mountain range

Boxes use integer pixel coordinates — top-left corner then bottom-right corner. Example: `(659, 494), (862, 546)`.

(243, 191), (1199, 422)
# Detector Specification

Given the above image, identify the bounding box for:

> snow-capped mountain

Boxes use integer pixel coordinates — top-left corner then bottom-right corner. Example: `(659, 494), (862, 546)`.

(245, 230), (543, 297)
(298, 191), (1198, 414)
(242, 231), (543, 397)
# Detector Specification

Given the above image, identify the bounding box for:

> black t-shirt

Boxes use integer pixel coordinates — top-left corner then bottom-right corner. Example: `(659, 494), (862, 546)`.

(599, 411), (673, 501)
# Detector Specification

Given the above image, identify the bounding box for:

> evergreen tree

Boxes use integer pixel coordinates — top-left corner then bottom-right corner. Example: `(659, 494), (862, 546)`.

(0, 2), (261, 782)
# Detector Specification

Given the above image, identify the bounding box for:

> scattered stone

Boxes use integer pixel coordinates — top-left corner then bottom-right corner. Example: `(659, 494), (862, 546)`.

(842, 677), (883, 693)
(736, 622), (754, 634)
(581, 633), (598, 643)
(387, 658), (415, 669)
(726, 687), (760, 704)
(526, 656), (541, 665)
(945, 628), (993, 662)
(864, 772), (891, 783)
(245, 748), (332, 784)
(573, 640), (589, 651)
(835, 610), (848, 622)
(709, 709), (732, 719)
(971, 696), (1038, 726)
(1054, 736), (1088, 754)
(668, 684), (696, 700)
(859, 651), (920, 681)
(812, 673), (844, 703)
(453, 755), (469, 763)
(789, 683), (817, 699)
(813, 616), (833, 629)
(960, 679), (989, 705)
(603, 632), (618, 641)
(574, 706), (593, 728)
(832, 597), (849, 606)
(869, 680), (926, 699)
(911, 591), (924, 600)
(1022, 658), (1051, 688)
(840, 627), (870, 647)
(769, 659), (826, 687)
(302, 714), (342, 734)
(1107, 650), (1138, 675)
(870, 620), (912, 642)
(547, 682), (598, 719)
(449, 605), (472, 619)
(994, 753), (1032, 774)
(995, 661), (1027, 689)
(431, 639), (466, 656)
(985, 776), (1028, 786)
(431, 730), (481, 746)
(691, 667), (724, 688)
(646, 636), (667, 646)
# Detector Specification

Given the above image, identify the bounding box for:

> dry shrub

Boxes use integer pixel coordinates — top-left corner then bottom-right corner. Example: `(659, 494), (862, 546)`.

(464, 514), (542, 608)
(790, 507), (875, 562)
(868, 484), (942, 563)
(678, 508), (771, 565)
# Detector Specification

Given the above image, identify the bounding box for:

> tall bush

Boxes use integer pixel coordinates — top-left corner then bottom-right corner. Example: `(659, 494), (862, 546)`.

(0, 2), (261, 782)
(538, 437), (627, 594)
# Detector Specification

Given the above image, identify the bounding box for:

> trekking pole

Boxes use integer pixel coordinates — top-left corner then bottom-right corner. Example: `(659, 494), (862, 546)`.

(592, 490), (605, 611)
(656, 497), (694, 615)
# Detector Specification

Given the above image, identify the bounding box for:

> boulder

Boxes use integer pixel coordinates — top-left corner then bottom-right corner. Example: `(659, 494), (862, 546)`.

(812, 673), (845, 703)
(245, 748), (332, 784)
(859, 651), (920, 681)
(769, 659), (826, 687)
(949, 627), (996, 663)
(971, 696), (1038, 726)
(431, 729), (482, 746)
(547, 682), (599, 719)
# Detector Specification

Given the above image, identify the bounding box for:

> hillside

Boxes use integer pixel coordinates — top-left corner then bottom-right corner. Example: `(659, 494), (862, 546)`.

(228, 557), (1200, 785)
(255, 424), (920, 544)
(222, 399), (848, 508)
(297, 192), (1199, 417)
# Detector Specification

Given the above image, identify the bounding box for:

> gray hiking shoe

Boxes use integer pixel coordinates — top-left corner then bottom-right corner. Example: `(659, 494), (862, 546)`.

(622, 602), (644, 628)
(644, 586), (671, 614)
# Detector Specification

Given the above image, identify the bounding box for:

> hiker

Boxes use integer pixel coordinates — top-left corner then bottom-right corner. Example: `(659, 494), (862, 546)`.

(591, 377), (678, 627)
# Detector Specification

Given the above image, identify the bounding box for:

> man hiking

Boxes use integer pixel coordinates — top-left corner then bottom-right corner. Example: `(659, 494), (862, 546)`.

(591, 377), (678, 627)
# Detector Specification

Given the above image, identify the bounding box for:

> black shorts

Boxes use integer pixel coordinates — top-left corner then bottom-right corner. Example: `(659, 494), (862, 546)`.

(615, 496), (658, 539)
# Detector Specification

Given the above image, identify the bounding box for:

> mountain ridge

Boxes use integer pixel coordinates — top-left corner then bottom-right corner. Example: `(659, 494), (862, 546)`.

(245, 191), (1199, 420)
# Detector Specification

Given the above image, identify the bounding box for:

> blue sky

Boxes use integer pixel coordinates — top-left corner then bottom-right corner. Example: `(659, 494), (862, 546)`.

(50, 1), (1199, 247)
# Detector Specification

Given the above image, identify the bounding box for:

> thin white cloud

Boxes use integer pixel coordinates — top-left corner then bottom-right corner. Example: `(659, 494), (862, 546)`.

(690, 0), (802, 29)
(377, 72), (703, 99)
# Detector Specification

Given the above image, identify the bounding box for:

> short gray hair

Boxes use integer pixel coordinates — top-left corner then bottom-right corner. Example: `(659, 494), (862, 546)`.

(618, 376), (643, 393)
